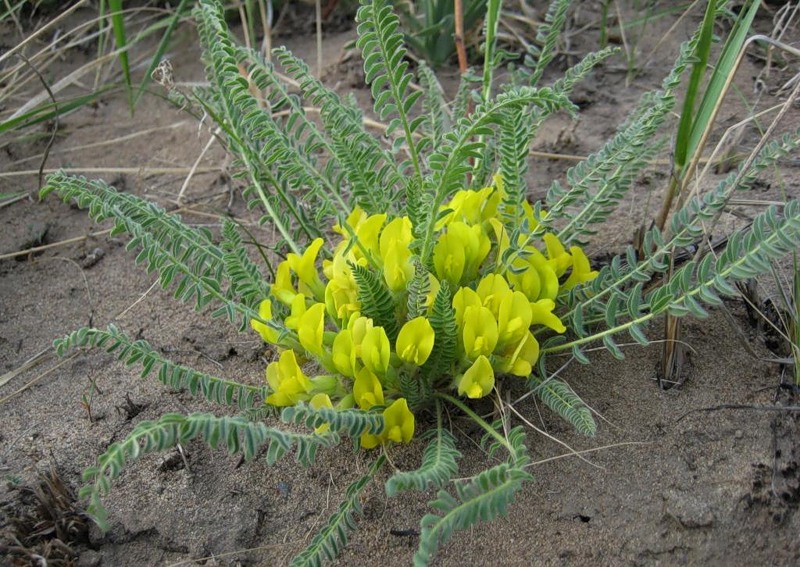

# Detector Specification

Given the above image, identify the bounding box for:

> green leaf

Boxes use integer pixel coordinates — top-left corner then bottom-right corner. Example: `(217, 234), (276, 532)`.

(528, 376), (597, 436)
(350, 262), (400, 342)
(386, 406), (460, 496)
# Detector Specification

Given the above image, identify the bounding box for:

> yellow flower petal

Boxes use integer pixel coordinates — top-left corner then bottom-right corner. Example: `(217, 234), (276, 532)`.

(331, 329), (357, 377)
(563, 246), (599, 290)
(286, 238), (326, 299)
(285, 293), (307, 331)
(379, 217), (413, 259)
(383, 398), (415, 444)
(272, 261), (297, 306)
(353, 367), (384, 409)
(354, 213), (386, 262)
(457, 355), (494, 399)
(543, 233), (572, 277)
(528, 249), (560, 301)
(476, 273), (511, 317)
(382, 243), (414, 292)
(462, 305), (498, 359)
(506, 259), (542, 302)
(530, 299), (566, 333)
(496, 331), (540, 377)
(396, 317), (436, 366)
(433, 229), (466, 286)
(497, 291), (533, 346)
(298, 302), (326, 356)
(452, 286), (481, 329)
(360, 326), (391, 375)
(265, 350), (312, 407)
(251, 299), (281, 344)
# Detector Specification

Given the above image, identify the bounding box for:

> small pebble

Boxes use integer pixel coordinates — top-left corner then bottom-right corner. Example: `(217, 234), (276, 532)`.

(81, 247), (106, 269)
(735, 430), (743, 439)
(77, 550), (102, 567)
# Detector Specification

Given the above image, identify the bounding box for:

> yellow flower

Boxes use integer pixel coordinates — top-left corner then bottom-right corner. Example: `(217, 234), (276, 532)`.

(309, 393), (334, 434)
(354, 213), (386, 262)
(496, 331), (540, 377)
(433, 228), (466, 286)
(348, 315), (373, 354)
(542, 233), (573, 277)
(382, 398), (415, 444)
(396, 317), (436, 366)
(457, 355), (494, 399)
(362, 397), (416, 448)
(497, 290), (533, 347)
(285, 293), (308, 330)
(438, 178), (502, 228)
(272, 261), (298, 306)
(459, 222), (491, 281)
(379, 217), (413, 258)
(506, 252), (559, 302)
(353, 366), (384, 409)
(382, 242), (414, 292)
(528, 250), (560, 301)
(360, 431), (382, 449)
(530, 299), (566, 333)
(331, 329), (357, 377)
(506, 258), (541, 302)
(298, 302), (326, 356)
(452, 286), (481, 329)
(476, 273), (511, 317)
(251, 299), (281, 345)
(324, 254), (360, 323)
(563, 246), (598, 290)
(265, 350), (312, 407)
(360, 326), (391, 375)
(434, 221), (490, 285)
(333, 206), (366, 236)
(286, 238), (326, 300)
(462, 305), (498, 359)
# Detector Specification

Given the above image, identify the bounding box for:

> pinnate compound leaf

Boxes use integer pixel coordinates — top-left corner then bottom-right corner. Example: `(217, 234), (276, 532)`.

(386, 427), (460, 497)
(528, 376), (596, 436)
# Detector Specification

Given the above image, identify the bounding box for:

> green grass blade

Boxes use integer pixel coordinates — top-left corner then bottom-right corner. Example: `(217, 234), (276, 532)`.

(674, 0), (716, 170)
(108, 0), (132, 113)
(0, 87), (116, 136)
(684, 0), (759, 173)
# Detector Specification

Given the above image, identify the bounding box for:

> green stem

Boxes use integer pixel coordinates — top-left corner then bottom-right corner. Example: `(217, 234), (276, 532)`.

(436, 392), (511, 453)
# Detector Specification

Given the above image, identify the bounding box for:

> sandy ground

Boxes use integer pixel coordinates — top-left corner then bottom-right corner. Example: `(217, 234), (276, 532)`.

(2, 2), (800, 565)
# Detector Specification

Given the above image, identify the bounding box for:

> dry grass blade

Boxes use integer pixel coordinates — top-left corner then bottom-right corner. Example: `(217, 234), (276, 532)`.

(0, 0), (89, 67)
(0, 347), (55, 389)
(0, 353), (78, 405)
(526, 441), (652, 468)
(0, 166), (222, 179)
(4, 122), (191, 168)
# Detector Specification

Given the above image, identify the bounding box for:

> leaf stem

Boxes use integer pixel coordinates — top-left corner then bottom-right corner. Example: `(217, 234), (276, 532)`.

(435, 392), (511, 453)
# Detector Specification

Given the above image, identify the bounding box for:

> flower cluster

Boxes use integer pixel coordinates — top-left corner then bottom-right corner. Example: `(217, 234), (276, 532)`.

(252, 176), (597, 449)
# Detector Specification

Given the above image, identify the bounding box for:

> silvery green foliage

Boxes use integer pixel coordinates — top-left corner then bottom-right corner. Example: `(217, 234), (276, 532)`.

(40, 0), (800, 565)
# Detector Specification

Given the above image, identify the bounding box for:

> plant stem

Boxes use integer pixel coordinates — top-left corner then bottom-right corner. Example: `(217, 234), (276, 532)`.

(454, 0), (467, 75)
(436, 392), (511, 453)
